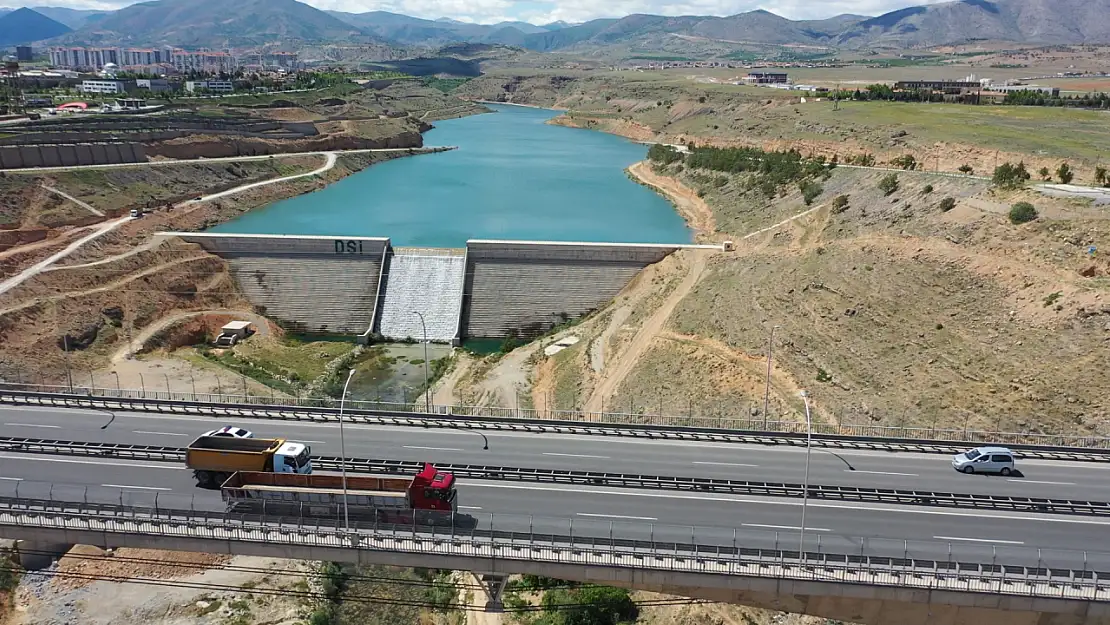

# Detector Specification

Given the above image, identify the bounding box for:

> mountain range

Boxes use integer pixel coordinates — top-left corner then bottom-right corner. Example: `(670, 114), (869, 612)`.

(0, 7), (69, 46)
(3, 0), (1109, 51)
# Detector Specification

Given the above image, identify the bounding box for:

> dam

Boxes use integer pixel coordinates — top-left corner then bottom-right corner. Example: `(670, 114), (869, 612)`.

(161, 232), (721, 343)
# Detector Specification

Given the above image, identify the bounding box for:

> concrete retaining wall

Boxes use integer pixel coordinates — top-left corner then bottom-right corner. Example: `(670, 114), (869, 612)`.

(169, 233), (390, 334)
(460, 240), (684, 339)
(0, 142), (146, 169)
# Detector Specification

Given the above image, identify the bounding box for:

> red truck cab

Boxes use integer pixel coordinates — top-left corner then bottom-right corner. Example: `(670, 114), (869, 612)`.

(410, 463), (457, 511)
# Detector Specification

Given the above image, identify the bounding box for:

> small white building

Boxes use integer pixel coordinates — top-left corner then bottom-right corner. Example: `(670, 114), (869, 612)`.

(185, 79), (234, 93)
(80, 79), (126, 94)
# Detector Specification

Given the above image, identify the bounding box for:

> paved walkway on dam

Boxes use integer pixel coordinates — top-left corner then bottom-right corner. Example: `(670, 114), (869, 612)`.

(0, 152), (340, 298)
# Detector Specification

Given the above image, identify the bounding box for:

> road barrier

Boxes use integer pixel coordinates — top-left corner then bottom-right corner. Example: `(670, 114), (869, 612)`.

(2, 388), (1110, 461)
(0, 496), (1105, 601)
(2, 436), (1108, 517)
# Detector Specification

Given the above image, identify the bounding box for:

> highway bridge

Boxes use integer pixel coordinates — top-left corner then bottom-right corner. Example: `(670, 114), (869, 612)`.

(1, 392), (1110, 623)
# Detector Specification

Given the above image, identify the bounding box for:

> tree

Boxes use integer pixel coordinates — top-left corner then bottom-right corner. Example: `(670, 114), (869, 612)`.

(1096, 166), (1108, 186)
(878, 173), (899, 196)
(1038, 166), (1051, 181)
(938, 197), (956, 212)
(992, 161), (1031, 189)
(958, 164), (974, 175)
(890, 154), (917, 170)
(1056, 162), (1074, 184)
(1009, 201), (1038, 224)
(831, 194), (850, 213)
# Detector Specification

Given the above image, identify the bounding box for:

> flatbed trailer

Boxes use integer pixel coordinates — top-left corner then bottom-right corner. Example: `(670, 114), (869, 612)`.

(220, 463), (457, 524)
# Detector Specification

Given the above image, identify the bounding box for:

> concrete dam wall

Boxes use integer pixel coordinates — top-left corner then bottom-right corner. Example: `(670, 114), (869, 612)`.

(165, 233), (710, 341)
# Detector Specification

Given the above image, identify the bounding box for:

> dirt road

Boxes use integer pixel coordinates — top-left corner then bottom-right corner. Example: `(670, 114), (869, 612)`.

(584, 248), (710, 413)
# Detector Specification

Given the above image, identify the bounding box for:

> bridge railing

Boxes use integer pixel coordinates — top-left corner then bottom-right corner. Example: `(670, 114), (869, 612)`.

(0, 494), (1107, 601)
(2, 386), (1109, 458)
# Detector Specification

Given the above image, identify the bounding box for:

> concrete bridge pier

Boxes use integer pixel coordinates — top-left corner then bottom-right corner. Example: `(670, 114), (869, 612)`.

(475, 573), (508, 612)
(11, 539), (71, 570)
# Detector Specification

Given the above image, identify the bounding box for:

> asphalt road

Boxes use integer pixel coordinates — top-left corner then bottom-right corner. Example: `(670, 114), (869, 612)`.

(1, 451), (1109, 571)
(1, 406), (1108, 501)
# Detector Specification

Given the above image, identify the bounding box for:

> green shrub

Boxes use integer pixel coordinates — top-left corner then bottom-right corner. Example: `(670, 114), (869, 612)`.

(938, 197), (956, 212)
(878, 173), (899, 196)
(831, 195), (849, 213)
(647, 143), (683, 165)
(993, 162), (1031, 189)
(958, 164), (974, 175)
(799, 180), (823, 205)
(890, 154), (917, 170)
(922, 184), (934, 194)
(1009, 201), (1038, 224)
(1056, 162), (1074, 184)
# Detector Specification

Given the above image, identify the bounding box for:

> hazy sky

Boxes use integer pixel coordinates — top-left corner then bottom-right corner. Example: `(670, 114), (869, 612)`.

(11, 0), (951, 25)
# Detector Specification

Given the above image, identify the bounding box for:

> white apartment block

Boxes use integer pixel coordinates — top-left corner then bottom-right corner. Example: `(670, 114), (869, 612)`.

(51, 46), (237, 73)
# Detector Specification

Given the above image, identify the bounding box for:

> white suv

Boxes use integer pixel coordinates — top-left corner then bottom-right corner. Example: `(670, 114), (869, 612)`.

(203, 426), (254, 439)
(952, 446), (1015, 475)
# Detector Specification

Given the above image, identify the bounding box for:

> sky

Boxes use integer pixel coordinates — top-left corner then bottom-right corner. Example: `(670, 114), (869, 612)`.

(11, 0), (953, 25)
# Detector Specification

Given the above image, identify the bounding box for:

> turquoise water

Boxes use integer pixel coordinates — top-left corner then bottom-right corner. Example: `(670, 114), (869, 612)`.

(210, 104), (691, 246)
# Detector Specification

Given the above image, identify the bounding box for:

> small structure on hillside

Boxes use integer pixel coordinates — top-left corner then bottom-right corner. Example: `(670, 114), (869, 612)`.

(215, 321), (254, 347)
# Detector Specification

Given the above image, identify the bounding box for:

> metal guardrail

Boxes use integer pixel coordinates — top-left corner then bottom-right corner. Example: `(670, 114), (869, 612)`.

(2, 388), (1110, 462)
(0, 496), (1105, 601)
(3, 436), (1109, 517)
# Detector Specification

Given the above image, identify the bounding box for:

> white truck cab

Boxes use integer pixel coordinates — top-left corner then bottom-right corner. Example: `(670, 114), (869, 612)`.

(275, 442), (313, 474)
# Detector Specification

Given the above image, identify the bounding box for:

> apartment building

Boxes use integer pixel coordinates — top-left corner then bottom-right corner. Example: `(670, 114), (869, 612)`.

(51, 46), (237, 73)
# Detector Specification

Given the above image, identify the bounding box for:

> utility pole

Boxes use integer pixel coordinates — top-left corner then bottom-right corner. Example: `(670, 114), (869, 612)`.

(833, 83), (840, 111)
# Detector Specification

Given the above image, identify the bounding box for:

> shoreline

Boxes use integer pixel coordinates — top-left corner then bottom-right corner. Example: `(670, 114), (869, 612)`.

(625, 161), (717, 243)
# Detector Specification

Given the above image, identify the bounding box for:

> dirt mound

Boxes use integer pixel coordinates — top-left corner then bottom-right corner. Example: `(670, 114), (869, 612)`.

(52, 546), (231, 592)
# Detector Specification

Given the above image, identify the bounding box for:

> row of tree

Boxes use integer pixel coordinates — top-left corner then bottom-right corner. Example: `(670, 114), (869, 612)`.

(1002, 90), (1110, 109)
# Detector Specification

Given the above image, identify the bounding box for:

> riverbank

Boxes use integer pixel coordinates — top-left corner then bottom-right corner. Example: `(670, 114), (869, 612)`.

(625, 161), (717, 242)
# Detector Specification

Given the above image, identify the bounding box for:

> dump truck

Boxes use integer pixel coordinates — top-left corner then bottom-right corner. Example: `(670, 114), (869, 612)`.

(220, 463), (457, 524)
(186, 435), (313, 488)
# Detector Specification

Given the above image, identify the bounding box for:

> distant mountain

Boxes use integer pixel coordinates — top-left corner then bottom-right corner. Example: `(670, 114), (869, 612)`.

(836, 0), (1110, 47)
(25, 6), (108, 29)
(326, 10), (566, 46)
(0, 7), (69, 46)
(509, 0), (1110, 52)
(58, 0), (376, 47)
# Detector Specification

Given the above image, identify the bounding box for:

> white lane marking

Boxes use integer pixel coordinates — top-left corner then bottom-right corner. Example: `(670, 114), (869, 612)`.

(1010, 479), (1075, 486)
(403, 446), (462, 452)
(4, 423), (60, 429)
(465, 482), (1110, 526)
(543, 453), (610, 459)
(692, 461), (759, 467)
(459, 506), (483, 510)
(0, 453), (185, 471)
(0, 477), (23, 481)
(133, 431), (187, 437)
(577, 513), (658, 521)
(299, 440), (327, 444)
(102, 484), (172, 491)
(934, 535), (1024, 545)
(743, 523), (830, 532)
(851, 470), (919, 477)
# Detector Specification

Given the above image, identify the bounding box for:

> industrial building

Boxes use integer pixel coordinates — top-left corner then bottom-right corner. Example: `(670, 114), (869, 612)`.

(742, 72), (789, 84)
(79, 79), (131, 94)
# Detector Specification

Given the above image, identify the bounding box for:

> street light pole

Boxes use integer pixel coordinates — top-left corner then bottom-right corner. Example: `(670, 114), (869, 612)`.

(411, 310), (430, 413)
(338, 368), (356, 533)
(799, 389), (813, 558)
(762, 325), (780, 429)
(111, 371), (120, 393)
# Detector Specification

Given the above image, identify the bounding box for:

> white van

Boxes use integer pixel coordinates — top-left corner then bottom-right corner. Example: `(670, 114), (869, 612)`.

(952, 446), (1016, 475)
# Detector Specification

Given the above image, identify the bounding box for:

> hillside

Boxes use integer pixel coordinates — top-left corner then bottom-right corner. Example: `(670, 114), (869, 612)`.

(58, 0), (376, 47)
(0, 7), (69, 46)
(326, 10), (547, 46)
(837, 0), (1110, 47)
(26, 6), (108, 29)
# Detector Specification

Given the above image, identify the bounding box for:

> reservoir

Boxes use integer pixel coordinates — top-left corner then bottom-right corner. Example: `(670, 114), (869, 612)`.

(211, 104), (692, 246)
